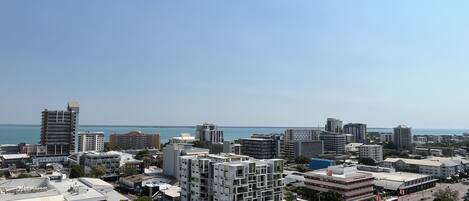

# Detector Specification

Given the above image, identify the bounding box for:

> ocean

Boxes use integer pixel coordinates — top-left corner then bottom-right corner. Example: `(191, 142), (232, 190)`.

(1, 124), (469, 145)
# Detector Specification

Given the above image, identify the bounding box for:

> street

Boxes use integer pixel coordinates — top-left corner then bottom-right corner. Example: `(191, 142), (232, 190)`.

(396, 182), (469, 201)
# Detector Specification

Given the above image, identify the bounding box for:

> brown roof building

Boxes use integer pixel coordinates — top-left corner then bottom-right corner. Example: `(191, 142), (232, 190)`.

(109, 131), (160, 150)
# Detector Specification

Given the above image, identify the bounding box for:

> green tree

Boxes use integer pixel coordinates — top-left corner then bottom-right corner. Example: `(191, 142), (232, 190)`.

(135, 149), (150, 160)
(433, 188), (459, 201)
(358, 158), (376, 166)
(123, 168), (138, 177)
(136, 196), (151, 201)
(90, 165), (106, 178)
(70, 164), (85, 178)
(295, 156), (310, 164)
(284, 191), (296, 201)
(320, 191), (344, 201)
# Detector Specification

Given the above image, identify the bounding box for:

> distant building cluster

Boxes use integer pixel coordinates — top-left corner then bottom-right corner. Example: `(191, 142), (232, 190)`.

(6, 101), (469, 201)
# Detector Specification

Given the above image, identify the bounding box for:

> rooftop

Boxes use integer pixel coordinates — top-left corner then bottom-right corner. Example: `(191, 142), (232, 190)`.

(1, 154), (29, 160)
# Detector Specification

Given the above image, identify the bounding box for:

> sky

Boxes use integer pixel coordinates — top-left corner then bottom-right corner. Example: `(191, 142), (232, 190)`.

(1, 1), (469, 128)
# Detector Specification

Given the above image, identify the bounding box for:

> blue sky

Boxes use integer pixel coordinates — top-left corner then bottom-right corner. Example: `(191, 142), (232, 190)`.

(1, 1), (469, 128)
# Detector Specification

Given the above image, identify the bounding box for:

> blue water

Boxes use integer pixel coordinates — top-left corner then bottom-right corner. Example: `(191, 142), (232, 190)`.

(0, 125), (287, 144)
(1, 125), (469, 145)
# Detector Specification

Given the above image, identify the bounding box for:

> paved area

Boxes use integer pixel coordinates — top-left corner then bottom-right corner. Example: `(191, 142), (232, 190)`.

(395, 182), (469, 201)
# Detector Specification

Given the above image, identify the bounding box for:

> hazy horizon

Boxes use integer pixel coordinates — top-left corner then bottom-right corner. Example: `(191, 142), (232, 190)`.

(2, 1), (469, 128)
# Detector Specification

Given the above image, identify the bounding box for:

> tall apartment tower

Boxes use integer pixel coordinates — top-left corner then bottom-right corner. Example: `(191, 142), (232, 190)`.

(77, 131), (104, 152)
(40, 101), (79, 155)
(196, 123), (224, 144)
(394, 125), (413, 150)
(326, 118), (343, 133)
(343, 123), (367, 143)
(179, 153), (284, 201)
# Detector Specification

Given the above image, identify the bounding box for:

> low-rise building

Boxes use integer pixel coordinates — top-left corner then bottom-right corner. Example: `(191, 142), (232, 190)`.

(304, 165), (375, 201)
(80, 151), (120, 179)
(0, 177), (128, 201)
(309, 158), (335, 170)
(0, 154), (30, 168)
(381, 157), (464, 179)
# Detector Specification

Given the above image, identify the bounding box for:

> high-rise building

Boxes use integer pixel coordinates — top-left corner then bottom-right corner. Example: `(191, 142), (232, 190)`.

(325, 118), (343, 133)
(284, 129), (321, 141)
(222, 141), (242, 155)
(195, 123), (224, 144)
(379, 133), (393, 143)
(77, 131), (104, 152)
(304, 165), (375, 201)
(179, 153), (284, 201)
(239, 138), (279, 159)
(40, 101), (79, 155)
(358, 145), (383, 162)
(162, 143), (209, 178)
(393, 125), (413, 150)
(109, 131), (160, 150)
(343, 123), (367, 143)
(320, 131), (346, 154)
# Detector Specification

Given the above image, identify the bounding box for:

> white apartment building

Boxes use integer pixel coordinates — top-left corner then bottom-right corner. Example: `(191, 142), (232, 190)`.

(381, 157), (468, 179)
(304, 165), (375, 201)
(179, 153), (284, 201)
(379, 133), (393, 143)
(78, 131), (104, 152)
(162, 143), (209, 178)
(284, 129), (321, 141)
(358, 145), (383, 162)
(80, 151), (120, 179)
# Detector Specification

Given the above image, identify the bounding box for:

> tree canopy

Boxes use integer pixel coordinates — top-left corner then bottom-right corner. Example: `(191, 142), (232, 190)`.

(70, 164), (85, 178)
(433, 188), (459, 201)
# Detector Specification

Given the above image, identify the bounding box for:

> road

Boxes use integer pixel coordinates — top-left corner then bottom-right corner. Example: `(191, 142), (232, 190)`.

(396, 182), (469, 201)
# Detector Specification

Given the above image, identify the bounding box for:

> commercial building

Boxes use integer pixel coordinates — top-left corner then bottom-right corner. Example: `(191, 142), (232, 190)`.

(179, 153), (284, 201)
(0, 154), (30, 168)
(77, 131), (104, 152)
(393, 125), (413, 150)
(0, 177), (128, 201)
(284, 129), (321, 141)
(196, 123), (224, 144)
(309, 158), (335, 170)
(345, 143), (363, 153)
(109, 130), (160, 150)
(18, 143), (47, 156)
(162, 143), (209, 178)
(356, 165), (437, 195)
(358, 145), (383, 162)
(326, 118), (343, 133)
(343, 123), (367, 143)
(304, 165), (375, 201)
(381, 157), (464, 179)
(169, 133), (196, 144)
(239, 138), (279, 159)
(80, 151), (120, 179)
(320, 131), (346, 154)
(40, 101), (79, 155)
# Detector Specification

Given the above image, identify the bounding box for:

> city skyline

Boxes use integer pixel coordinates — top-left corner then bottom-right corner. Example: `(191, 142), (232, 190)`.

(2, 1), (469, 128)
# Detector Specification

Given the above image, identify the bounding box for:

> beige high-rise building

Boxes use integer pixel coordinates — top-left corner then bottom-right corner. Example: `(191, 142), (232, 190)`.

(109, 131), (160, 150)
